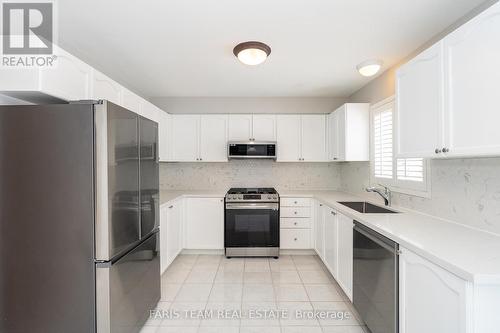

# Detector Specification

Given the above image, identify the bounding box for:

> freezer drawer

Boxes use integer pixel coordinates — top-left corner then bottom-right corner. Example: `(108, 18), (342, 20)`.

(96, 231), (160, 333)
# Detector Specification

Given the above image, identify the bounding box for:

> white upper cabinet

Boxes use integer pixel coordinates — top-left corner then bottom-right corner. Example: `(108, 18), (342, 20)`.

(328, 110), (341, 161)
(277, 114), (327, 162)
(396, 2), (500, 158)
(252, 114), (277, 141)
(39, 46), (91, 101)
(158, 111), (172, 162)
(443, 2), (500, 157)
(0, 46), (91, 102)
(228, 114), (276, 141)
(200, 115), (228, 162)
(328, 104), (369, 161)
(171, 115), (200, 161)
(121, 88), (143, 115)
(141, 101), (160, 122)
(90, 70), (122, 105)
(228, 114), (253, 141)
(170, 114), (228, 162)
(276, 115), (302, 161)
(301, 115), (327, 161)
(396, 42), (444, 158)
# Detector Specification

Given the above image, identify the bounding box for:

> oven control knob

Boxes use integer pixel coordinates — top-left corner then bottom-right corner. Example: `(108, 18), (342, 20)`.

(238, 195), (243, 199)
(267, 196), (272, 199)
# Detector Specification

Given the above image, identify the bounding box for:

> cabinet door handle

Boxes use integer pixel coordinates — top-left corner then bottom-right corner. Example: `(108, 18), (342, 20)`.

(294, 238), (298, 241)
(435, 148), (442, 154)
(294, 222), (298, 226)
(294, 211), (298, 215)
(331, 211), (336, 215)
(168, 205), (173, 209)
(442, 147), (449, 153)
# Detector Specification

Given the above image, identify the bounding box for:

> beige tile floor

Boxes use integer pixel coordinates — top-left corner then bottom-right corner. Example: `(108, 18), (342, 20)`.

(141, 254), (370, 333)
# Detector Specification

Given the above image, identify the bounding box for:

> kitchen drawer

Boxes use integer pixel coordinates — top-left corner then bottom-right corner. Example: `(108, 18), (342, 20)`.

(281, 207), (311, 218)
(280, 197), (311, 207)
(280, 218), (311, 229)
(280, 229), (311, 249)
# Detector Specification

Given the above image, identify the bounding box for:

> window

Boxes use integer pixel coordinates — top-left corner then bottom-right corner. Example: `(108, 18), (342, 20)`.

(370, 96), (430, 197)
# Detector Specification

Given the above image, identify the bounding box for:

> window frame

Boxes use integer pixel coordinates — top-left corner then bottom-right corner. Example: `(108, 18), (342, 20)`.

(369, 96), (431, 198)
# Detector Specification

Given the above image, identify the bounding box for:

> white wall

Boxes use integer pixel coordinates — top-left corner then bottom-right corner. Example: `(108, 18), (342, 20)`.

(151, 97), (346, 114)
(160, 160), (342, 191)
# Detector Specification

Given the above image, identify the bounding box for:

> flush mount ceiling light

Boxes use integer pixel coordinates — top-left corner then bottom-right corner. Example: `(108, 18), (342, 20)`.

(356, 59), (383, 77)
(233, 41), (271, 66)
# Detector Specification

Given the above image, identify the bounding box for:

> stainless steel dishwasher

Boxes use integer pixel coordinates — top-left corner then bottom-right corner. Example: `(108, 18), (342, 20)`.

(353, 221), (399, 333)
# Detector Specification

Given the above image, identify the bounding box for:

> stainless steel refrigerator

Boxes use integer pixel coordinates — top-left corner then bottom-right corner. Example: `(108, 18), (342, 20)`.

(0, 100), (160, 333)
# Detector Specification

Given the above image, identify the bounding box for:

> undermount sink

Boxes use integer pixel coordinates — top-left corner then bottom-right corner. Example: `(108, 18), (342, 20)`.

(337, 201), (399, 214)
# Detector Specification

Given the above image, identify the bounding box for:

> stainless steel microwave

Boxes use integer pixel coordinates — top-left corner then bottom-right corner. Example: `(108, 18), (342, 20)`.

(227, 141), (277, 159)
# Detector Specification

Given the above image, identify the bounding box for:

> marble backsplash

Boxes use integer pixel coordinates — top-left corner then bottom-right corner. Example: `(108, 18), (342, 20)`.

(160, 160), (342, 191)
(340, 158), (500, 236)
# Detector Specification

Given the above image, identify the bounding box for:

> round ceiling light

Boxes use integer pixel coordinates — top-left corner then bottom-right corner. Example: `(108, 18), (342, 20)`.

(233, 41), (271, 66)
(356, 60), (383, 77)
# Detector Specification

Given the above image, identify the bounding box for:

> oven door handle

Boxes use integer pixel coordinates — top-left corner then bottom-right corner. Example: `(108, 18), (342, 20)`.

(225, 203), (279, 210)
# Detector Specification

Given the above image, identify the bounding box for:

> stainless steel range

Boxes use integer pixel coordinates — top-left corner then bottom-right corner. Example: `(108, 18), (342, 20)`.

(224, 188), (280, 258)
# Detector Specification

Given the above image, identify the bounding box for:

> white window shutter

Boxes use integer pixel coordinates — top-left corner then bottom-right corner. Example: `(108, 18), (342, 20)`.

(371, 97), (428, 195)
(397, 158), (424, 182)
(373, 108), (393, 179)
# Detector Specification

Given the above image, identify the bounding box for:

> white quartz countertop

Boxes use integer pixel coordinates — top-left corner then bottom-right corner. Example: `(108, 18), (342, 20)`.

(160, 189), (500, 284)
(160, 190), (225, 205)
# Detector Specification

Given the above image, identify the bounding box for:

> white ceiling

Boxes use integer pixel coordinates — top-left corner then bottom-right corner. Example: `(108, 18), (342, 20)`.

(57, 0), (485, 98)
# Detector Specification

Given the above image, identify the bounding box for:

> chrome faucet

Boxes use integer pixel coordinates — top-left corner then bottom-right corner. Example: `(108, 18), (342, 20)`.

(366, 184), (392, 206)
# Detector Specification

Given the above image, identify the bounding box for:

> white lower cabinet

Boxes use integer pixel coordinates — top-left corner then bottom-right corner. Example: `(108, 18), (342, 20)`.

(281, 229), (311, 249)
(281, 207), (311, 218)
(323, 206), (338, 276)
(160, 199), (183, 274)
(399, 247), (470, 333)
(184, 197), (224, 249)
(337, 213), (353, 300)
(314, 202), (325, 259)
(315, 204), (354, 301)
(280, 197), (313, 250)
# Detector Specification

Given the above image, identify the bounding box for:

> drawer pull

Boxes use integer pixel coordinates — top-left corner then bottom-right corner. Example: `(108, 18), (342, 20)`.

(294, 211), (297, 215)
(294, 222), (298, 226)
(294, 201), (298, 204)
(168, 205), (173, 209)
(294, 238), (298, 241)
